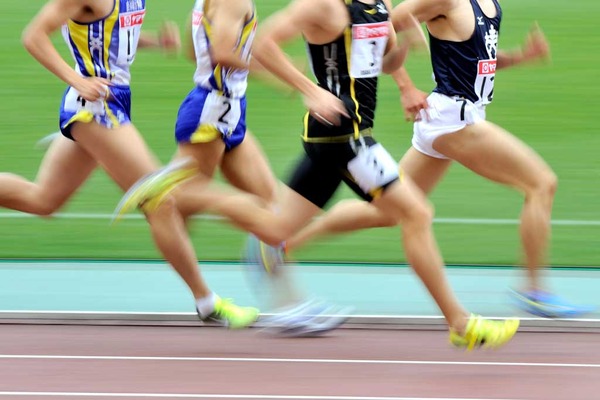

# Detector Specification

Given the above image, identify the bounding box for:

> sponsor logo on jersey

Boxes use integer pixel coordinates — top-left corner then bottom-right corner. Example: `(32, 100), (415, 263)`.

(353, 22), (388, 39)
(478, 59), (497, 75)
(192, 10), (203, 26)
(125, 0), (144, 12)
(376, 3), (388, 14)
(120, 10), (145, 28)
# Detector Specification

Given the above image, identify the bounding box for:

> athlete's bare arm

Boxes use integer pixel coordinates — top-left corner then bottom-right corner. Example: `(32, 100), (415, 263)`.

(381, 0), (431, 121)
(206, 0), (253, 70)
(497, 23), (550, 69)
(253, 0), (349, 125)
(390, 67), (430, 121)
(22, 0), (110, 102)
(391, 0), (455, 28)
(184, 12), (197, 62)
(138, 22), (181, 52)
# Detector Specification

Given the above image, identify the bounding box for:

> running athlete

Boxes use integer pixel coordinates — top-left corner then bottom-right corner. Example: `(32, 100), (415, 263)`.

(117, 0), (520, 348)
(153, 0), (349, 335)
(277, 0), (595, 318)
(0, 0), (258, 328)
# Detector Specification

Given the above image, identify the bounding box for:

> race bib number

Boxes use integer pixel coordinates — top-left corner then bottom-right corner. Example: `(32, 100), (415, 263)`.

(350, 22), (389, 78)
(119, 10), (145, 64)
(199, 91), (242, 135)
(473, 59), (496, 105)
(63, 87), (106, 116)
(347, 143), (399, 193)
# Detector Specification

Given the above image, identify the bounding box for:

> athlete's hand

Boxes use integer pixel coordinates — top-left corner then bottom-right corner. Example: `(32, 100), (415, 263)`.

(401, 85), (429, 122)
(522, 22), (550, 63)
(73, 77), (112, 102)
(159, 21), (181, 53)
(305, 87), (349, 126)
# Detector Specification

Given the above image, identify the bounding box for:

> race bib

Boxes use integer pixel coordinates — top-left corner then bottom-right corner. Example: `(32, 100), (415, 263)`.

(347, 142), (399, 192)
(473, 59), (496, 105)
(63, 87), (106, 116)
(199, 91), (242, 136)
(350, 22), (389, 78)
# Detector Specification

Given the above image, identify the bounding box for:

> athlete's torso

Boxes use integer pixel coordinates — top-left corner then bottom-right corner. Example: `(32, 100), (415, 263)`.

(62, 0), (146, 86)
(191, 0), (257, 98)
(429, 0), (501, 105)
(305, 0), (390, 140)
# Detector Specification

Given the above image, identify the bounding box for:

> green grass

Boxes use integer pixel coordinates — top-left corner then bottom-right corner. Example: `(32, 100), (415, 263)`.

(0, 0), (598, 266)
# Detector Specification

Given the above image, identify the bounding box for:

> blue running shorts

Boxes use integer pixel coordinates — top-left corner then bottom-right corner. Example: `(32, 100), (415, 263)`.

(59, 85), (132, 140)
(175, 86), (247, 151)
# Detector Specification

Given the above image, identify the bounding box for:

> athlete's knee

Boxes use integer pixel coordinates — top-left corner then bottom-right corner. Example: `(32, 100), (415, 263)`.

(143, 196), (179, 221)
(30, 193), (66, 216)
(527, 170), (558, 204)
(262, 226), (293, 247)
(401, 199), (434, 229)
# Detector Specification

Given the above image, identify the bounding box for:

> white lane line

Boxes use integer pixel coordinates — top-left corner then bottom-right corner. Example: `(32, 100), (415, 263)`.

(0, 393), (521, 399)
(0, 211), (598, 226)
(1, 311), (599, 324)
(0, 354), (598, 368)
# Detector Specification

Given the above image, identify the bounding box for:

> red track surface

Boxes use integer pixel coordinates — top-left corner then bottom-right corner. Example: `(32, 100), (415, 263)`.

(0, 325), (598, 399)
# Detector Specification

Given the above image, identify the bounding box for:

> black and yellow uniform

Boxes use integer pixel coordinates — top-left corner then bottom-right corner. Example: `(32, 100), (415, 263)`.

(288, 0), (400, 208)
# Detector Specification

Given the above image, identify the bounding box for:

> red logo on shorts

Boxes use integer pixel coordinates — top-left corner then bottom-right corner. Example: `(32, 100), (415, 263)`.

(478, 60), (497, 75)
(120, 11), (145, 28)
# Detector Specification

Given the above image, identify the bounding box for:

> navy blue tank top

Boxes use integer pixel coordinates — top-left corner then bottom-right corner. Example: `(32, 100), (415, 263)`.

(429, 0), (502, 105)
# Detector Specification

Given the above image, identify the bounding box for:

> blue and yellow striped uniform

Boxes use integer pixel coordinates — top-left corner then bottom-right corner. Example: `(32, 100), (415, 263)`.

(174, 0), (256, 151)
(59, 0), (146, 139)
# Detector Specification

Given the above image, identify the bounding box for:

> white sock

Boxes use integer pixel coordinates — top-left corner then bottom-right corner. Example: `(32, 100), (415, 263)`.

(196, 292), (218, 317)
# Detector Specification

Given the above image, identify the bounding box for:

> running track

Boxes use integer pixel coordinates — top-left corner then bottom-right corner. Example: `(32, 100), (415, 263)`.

(0, 261), (598, 399)
(0, 324), (598, 400)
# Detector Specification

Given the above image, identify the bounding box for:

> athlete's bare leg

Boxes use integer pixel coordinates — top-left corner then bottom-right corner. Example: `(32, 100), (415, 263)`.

(220, 132), (279, 203)
(171, 132), (280, 214)
(285, 147), (452, 252)
(433, 120), (557, 291)
(172, 138), (227, 218)
(70, 121), (211, 300)
(171, 167), (468, 331)
(219, 132), (306, 306)
(371, 176), (469, 332)
(0, 135), (97, 215)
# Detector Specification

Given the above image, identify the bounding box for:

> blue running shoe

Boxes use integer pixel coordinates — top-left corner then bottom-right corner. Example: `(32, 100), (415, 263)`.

(510, 289), (596, 318)
(260, 299), (353, 337)
(244, 234), (285, 276)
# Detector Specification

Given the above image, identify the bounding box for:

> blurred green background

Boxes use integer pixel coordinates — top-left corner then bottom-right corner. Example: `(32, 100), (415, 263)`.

(0, 0), (598, 266)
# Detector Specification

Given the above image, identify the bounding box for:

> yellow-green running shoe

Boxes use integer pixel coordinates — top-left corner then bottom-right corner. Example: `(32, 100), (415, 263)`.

(199, 297), (260, 329)
(113, 157), (197, 223)
(449, 314), (519, 351)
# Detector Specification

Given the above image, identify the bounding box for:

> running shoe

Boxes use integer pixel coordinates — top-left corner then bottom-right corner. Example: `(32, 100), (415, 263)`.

(113, 157), (197, 222)
(260, 299), (353, 337)
(449, 314), (519, 351)
(510, 289), (596, 318)
(198, 296), (260, 329)
(35, 132), (60, 150)
(244, 234), (285, 276)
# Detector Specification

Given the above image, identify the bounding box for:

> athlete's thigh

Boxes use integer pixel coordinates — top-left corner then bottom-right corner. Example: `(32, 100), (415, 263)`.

(433, 120), (554, 191)
(35, 134), (97, 205)
(277, 184), (322, 236)
(220, 131), (278, 203)
(70, 122), (160, 191)
(177, 140), (225, 179)
(370, 173), (430, 223)
(399, 147), (452, 196)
